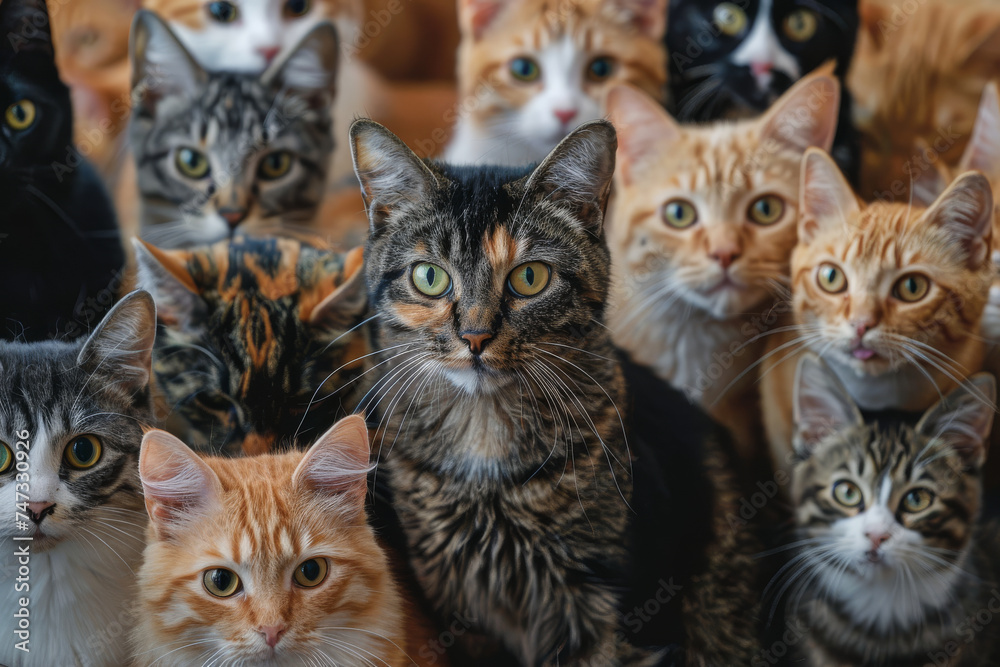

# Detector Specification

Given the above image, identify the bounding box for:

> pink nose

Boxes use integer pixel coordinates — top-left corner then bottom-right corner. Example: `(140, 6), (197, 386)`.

(553, 108), (578, 125)
(27, 501), (55, 524)
(750, 61), (772, 77)
(710, 247), (740, 270)
(867, 531), (890, 549)
(258, 46), (280, 63)
(852, 320), (874, 337)
(259, 624), (286, 648)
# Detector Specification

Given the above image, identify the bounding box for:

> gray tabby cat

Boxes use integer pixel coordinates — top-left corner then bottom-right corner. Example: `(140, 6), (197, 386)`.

(129, 10), (338, 248)
(0, 291), (156, 667)
(785, 355), (1000, 667)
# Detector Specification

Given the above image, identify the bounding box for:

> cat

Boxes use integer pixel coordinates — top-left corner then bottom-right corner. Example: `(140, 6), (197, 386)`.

(665, 0), (859, 182)
(128, 9), (339, 247)
(0, 290), (156, 667)
(0, 0), (126, 341)
(605, 69), (840, 459)
(443, 0), (667, 166)
(783, 354), (1000, 666)
(352, 118), (649, 664)
(134, 414), (441, 666)
(760, 147), (995, 475)
(134, 234), (370, 455)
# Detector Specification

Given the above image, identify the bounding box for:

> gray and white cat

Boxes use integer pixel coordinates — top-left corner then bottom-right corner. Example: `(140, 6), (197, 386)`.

(0, 290), (156, 667)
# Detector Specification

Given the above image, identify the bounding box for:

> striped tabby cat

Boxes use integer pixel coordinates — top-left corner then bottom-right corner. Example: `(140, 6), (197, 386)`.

(135, 235), (370, 455)
(786, 355), (1000, 666)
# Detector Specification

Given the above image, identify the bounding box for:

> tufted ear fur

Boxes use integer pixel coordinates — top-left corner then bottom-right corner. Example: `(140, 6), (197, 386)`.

(292, 415), (373, 519)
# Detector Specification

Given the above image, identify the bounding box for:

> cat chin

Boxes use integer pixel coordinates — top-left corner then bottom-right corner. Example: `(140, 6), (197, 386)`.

(443, 366), (512, 395)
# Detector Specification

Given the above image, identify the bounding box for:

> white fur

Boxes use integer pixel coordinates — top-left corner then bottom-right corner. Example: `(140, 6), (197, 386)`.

(729, 0), (800, 92)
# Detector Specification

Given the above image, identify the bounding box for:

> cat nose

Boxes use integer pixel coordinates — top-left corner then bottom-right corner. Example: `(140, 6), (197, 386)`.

(710, 247), (740, 270)
(750, 61), (772, 77)
(219, 208), (249, 229)
(866, 531), (890, 548)
(259, 624), (287, 648)
(852, 319), (874, 337)
(460, 330), (494, 355)
(258, 46), (281, 64)
(27, 501), (56, 525)
(553, 108), (578, 126)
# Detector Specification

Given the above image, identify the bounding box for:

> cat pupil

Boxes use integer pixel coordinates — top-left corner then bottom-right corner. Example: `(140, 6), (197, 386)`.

(524, 266), (535, 285)
(212, 569), (232, 590)
(208, 1), (236, 22)
(286, 0), (308, 15)
(72, 437), (94, 462)
(300, 560), (319, 580)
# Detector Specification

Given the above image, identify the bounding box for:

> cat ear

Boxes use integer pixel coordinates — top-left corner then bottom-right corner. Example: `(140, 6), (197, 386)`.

(910, 149), (950, 207)
(308, 247), (368, 330)
(0, 0), (55, 57)
(607, 84), (682, 187)
(608, 0), (667, 39)
(799, 148), (860, 244)
(262, 21), (339, 108)
(793, 355), (863, 457)
(133, 238), (206, 329)
(130, 9), (207, 114)
(77, 290), (157, 395)
(140, 429), (223, 538)
(759, 67), (840, 155)
(292, 415), (372, 517)
(457, 0), (508, 39)
(916, 374), (996, 470)
(350, 119), (440, 234)
(523, 120), (617, 235)
(958, 82), (1000, 177)
(923, 171), (993, 268)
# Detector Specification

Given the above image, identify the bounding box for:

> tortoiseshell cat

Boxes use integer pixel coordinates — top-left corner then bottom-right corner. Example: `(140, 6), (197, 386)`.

(135, 235), (370, 455)
(353, 119), (647, 664)
(135, 415), (441, 666)
(129, 10), (338, 247)
(0, 291), (156, 667)
(785, 355), (1000, 666)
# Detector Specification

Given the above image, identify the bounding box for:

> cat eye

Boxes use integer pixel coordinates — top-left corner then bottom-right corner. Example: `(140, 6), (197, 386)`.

(748, 195), (784, 226)
(662, 199), (698, 229)
(510, 57), (541, 83)
(64, 435), (102, 470)
(258, 151), (293, 180)
(412, 262), (452, 297)
(0, 442), (12, 474)
(783, 9), (818, 42)
(713, 2), (748, 37)
(293, 558), (328, 587)
(207, 1), (239, 23)
(175, 148), (211, 179)
(586, 56), (615, 82)
(283, 0), (311, 18)
(203, 568), (242, 597)
(507, 262), (551, 297)
(5, 100), (36, 131)
(816, 263), (846, 294)
(832, 480), (863, 508)
(892, 273), (930, 303)
(901, 488), (934, 513)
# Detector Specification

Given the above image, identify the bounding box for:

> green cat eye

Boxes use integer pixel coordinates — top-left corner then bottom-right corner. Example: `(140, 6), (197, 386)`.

(175, 148), (211, 179)
(893, 273), (930, 303)
(207, 1), (239, 23)
(586, 56), (615, 82)
(714, 2), (748, 37)
(293, 558), (328, 587)
(748, 195), (784, 225)
(832, 480), (863, 508)
(284, 0), (311, 18)
(508, 262), (551, 297)
(64, 435), (102, 470)
(783, 9), (818, 42)
(258, 151), (293, 180)
(203, 568), (242, 597)
(0, 442), (12, 474)
(5, 100), (36, 131)
(412, 263), (451, 297)
(510, 57), (541, 82)
(816, 262), (846, 294)
(901, 488), (934, 513)
(662, 199), (698, 229)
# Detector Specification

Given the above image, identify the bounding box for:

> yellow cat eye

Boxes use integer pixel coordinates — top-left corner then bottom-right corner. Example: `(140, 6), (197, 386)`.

(293, 558), (328, 587)
(176, 147), (211, 179)
(586, 56), (615, 82)
(510, 57), (541, 82)
(832, 480), (863, 508)
(893, 273), (930, 303)
(258, 151), (293, 180)
(901, 488), (934, 513)
(5, 100), (36, 131)
(284, 0), (311, 17)
(0, 442), (12, 474)
(783, 9), (818, 42)
(64, 435), (102, 470)
(207, 1), (239, 23)
(662, 199), (698, 229)
(748, 195), (784, 225)
(508, 262), (551, 297)
(816, 262), (846, 294)
(714, 2), (748, 37)
(203, 568), (242, 597)
(412, 262), (451, 297)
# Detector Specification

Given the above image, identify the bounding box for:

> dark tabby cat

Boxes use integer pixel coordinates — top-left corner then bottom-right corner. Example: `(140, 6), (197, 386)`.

(353, 119), (645, 665)
(0, 0), (124, 341)
(784, 355), (1000, 666)
(0, 290), (156, 667)
(135, 235), (370, 455)
(129, 10), (338, 248)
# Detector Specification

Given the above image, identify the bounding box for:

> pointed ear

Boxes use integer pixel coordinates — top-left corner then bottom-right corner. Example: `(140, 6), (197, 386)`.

(140, 429), (222, 539)
(958, 83), (1000, 177)
(759, 67), (840, 155)
(924, 171), (993, 268)
(793, 355), (863, 457)
(77, 290), (156, 395)
(308, 247), (368, 329)
(916, 374), (996, 470)
(523, 120), (617, 236)
(607, 84), (682, 187)
(457, 0), (508, 39)
(292, 415), (372, 518)
(609, 0), (667, 39)
(799, 148), (860, 244)
(133, 238), (206, 329)
(911, 154), (950, 207)
(0, 0), (55, 57)
(262, 21), (339, 109)
(350, 119), (439, 234)
(129, 10), (207, 114)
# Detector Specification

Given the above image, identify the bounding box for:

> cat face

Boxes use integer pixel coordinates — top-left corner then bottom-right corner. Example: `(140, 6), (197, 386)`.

(0, 291), (156, 553)
(667, 0), (857, 120)
(129, 11), (338, 247)
(353, 119), (616, 395)
(137, 416), (402, 666)
(793, 149), (993, 378)
(607, 72), (839, 321)
(790, 355), (994, 629)
(135, 236), (369, 455)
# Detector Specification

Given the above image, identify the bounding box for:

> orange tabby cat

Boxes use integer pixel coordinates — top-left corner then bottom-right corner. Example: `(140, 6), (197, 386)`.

(761, 148), (994, 473)
(134, 415), (440, 666)
(606, 70), (840, 459)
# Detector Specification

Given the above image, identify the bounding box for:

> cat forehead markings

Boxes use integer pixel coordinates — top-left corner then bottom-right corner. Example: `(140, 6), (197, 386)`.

(483, 226), (520, 271)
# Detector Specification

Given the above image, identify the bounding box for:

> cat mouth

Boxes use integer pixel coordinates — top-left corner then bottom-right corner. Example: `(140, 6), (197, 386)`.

(851, 345), (878, 361)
